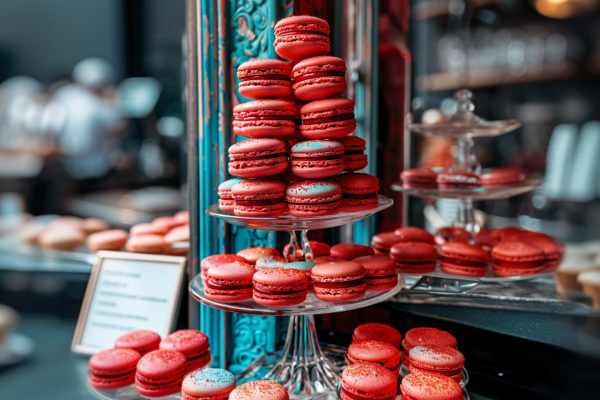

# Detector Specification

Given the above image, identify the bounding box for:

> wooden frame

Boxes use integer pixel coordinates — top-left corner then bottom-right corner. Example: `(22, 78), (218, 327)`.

(71, 251), (186, 355)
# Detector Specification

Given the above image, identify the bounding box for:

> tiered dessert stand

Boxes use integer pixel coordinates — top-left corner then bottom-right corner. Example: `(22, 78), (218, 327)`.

(191, 197), (400, 400)
(393, 89), (544, 281)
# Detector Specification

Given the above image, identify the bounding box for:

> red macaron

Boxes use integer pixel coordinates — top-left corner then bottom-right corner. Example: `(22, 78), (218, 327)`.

(402, 327), (458, 367)
(437, 170), (479, 188)
(408, 345), (465, 383)
(201, 254), (249, 285)
(330, 243), (375, 260)
(237, 59), (292, 99)
(233, 103), (244, 136)
(286, 180), (342, 217)
(231, 179), (286, 218)
(340, 136), (368, 171)
(491, 241), (546, 276)
(182, 368), (236, 400)
(329, 173), (380, 212)
(218, 178), (244, 213)
(440, 241), (490, 277)
(390, 242), (438, 273)
(300, 98), (356, 139)
(400, 168), (438, 188)
(274, 16), (331, 60)
(341, 363), (398, 400)
(228, 139), (289, 178)
(352, 323), (402, 349)
(517, 232), (563, 272)
(230, 381), (289, 400)
(479, 168), (528, 188)
(371, 231), (405, 255)
(89, 348), (141, 389)
(237, 247), (280, 265)
(235, 99), (296, 138)
(160, 330), (211, 372)
(291, 56), (347, 100)
(290, 139), (345, 178)
(311, 261), (367, 302)
(400, 371), (464, 400)
(352, 255), (398, 291)
(114, 330), (161, 356)
(135, 349), (187, 397)
(205, 262), (256, 303)
(394, 226), (435, 244)
(253, 267), (309, 306)
(348, 339), (401, 376)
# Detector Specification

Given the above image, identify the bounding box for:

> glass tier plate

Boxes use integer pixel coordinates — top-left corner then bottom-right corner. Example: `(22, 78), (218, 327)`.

(88, 355), (213, 400)
(205, 196), (393, 231)
(391, 180), (540, 200)
(407, 119), (521, 138)
(189, 272), (404, 316)
(404, 265), (553, 284)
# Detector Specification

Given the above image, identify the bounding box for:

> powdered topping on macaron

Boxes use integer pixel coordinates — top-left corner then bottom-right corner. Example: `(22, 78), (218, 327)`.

(254, 267), (309, 290)
(342, 363), (398, 400)
(182, 368), (235, 400)
(348, 340), (401, 371)
(115, 330), (161, 355)
(160, 330), (209, 356)
(409, 345), (465, 372)
(135, 349), (188, 396)
(232, 179), (286, 201)
(401, 371), (464, 400)
(311, 261), (367, 302)
(286, 181), (342, 203)
(230, 380), (289, 400)
(89, 348), (141, 389)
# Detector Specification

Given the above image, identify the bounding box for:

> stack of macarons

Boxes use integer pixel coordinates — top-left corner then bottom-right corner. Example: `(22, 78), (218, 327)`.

(218, 15), (380, 219)
(400, 167), (529, 190)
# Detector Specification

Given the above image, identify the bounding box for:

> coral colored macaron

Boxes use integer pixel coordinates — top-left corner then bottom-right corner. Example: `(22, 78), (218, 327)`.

(160, 330), (211, 372)
(329, 173), (380, 212)
(491, 241), (546, 277)
(233, 103), (244, 136)
(228, 139), (289, 178)
(253, 267), (309, 306)
(237, 247), (280, 265)
(371, 232), (405, 255)
(153, 216), (186, 231)
(341, 363), (398, 400)
(300, 98), (356, 139)
(283, 240), (330, 261)
(87, 229), (128, 253)
(125, 235), (166, 254)
(205, 262), (256, 303)
(408, 345), (465, 383)
(201, 254), (248, 285)
(437, 170), (479, 188)
(400, 371), (464, 400)
(286, 180), (342, 217)
(330, 243), (375, 260)
(235, 99), (296, 138)
(81, 218), (110, 235)
(390, 242), (438, 273)
(291, 56), (347, 100)
(440, 241), (490, 277)
(290, 139), (345, 178)
(231, 179), (287, 218)
(255, 255), (286, 271)
(348, 340), (401, 376)
(274, 16), (331, 60)
(352, 255), (398, 290)
(135, 349), (187, 397)
(519, 234), (563, 272)
(174, 210), (189, 224)
(237, 59), (292, 99)
(311, 261), (367, 302)
(182, 368), (235, 400)
(313, 255), (345, 263)
(115, 330), (161, 356)
(218, 178), (244, 213)
(230, 380), (289, 400)
(402, 327), (458, 366)
(352, 323), (402, 349)
(130, 223), (169, 237)
(340, 136), (368, 171)
(479, 168), (528, 188)
(89, 348), (141, 389)
(284, 261), (317, 284)
(401, 168), (438, 188)
(394, 227), (435, 244)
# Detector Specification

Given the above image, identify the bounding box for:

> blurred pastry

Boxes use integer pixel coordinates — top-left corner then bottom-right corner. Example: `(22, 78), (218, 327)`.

(578, 270), (600, 308)
(554, 259), (600, 293)
(87, 229), (128, 253)
(38, 228), (85, 252)
(17, 223), (47, 245)
(0, 304), (19, 344)
(164, 225), (189, 256)
(81, 218), (110, 235)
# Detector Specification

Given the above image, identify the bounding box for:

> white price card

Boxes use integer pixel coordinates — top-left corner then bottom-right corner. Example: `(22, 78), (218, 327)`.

(71, 251), (186, 355)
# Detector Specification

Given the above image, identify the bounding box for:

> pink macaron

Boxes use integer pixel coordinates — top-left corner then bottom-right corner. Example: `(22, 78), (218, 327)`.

(201, 254), (249, 285)
(230, 381), (289, 400)
(340, 136), (368, 171)
(329, 173), (380, 212)
(165, 225), (190, 256)
(348, 339), (401, 376)
(352, 323), (402, 349)
(255, 255), (287, 271)
(408, 345), (465, 383)
(371, 231), (405, 255)
(400, 371), (464, 400)
(291, 56), (347, 100)
(286, 180), (342, 217)
(153, 216), (186, 231)
(300, 98), (356, 139)
(89, 348), (141, 389)
(160, 330), (211, 372)
(204, 262), (256, 303)
(311, 261), (367, 302)
(218, 178), (244, 213)
(87, 229), (128, 253)
(115, 330), (161, 356)
(352, 255), (398, 291)
(274, 16), (331, 60)
(231, 179), (286, 218)
(125, 235), (166, 254)
(182, 368), (236, 400)
(330, 243), (375, 260)
(228, 139), (289, 178)
(237, 247), (280, 265)
(390, 242), (438, 273)
(130, 223), (169, 237)
(341, 363), (398, 400)
(402, 327), (458, 367)
(237, 59), (292, 99)
(135, 349), (187, 397)
(253, 267), (309, 306)
(235, 99), (296, 138)
(290, 139), (345, 178)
